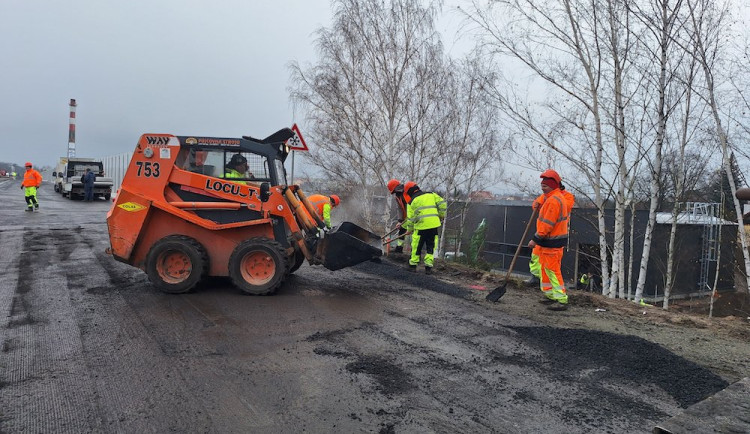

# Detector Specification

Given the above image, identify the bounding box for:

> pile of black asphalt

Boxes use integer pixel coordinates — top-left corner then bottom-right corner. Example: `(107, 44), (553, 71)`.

(350, 258), (728, 409)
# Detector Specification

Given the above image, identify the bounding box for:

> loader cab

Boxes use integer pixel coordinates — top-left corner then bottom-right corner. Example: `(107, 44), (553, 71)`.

(175, 134), (290, 187)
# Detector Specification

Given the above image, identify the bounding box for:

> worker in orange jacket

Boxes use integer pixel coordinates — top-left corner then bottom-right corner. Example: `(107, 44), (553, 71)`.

(528, 169), (572, 310)
(528, 181), (575, 286)
(21, 162), (43, 212)
(387, 179), (409, 253)
(307, 194), (340, 229)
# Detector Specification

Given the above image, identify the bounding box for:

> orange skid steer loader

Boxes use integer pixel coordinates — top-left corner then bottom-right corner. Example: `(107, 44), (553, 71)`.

(106, 128), (381, 295)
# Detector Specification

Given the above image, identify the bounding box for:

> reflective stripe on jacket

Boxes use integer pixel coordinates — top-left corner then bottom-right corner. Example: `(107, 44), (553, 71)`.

(22, 169), (42, 188)
(532, 188), (570, 248)
(404, 192), (446, 231)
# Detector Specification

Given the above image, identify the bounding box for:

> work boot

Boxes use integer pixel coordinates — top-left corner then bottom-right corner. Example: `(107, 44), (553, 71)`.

(393, 245), (403, 253)
(25, 207), (33, 212)
(425, 266), (432, 275)
(524, 276), (540, 287)
(408, 265), (417, 272)
(34, 204), (39, 210)
(538, 298), (556, 305)
(547, 303), (568, 311)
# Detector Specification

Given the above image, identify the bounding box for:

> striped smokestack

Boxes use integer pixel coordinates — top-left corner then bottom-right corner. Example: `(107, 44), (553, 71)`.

(68, 98), (77, 158)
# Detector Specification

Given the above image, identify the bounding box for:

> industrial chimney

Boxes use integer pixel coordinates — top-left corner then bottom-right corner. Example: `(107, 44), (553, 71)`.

(68, 99), (77, 158)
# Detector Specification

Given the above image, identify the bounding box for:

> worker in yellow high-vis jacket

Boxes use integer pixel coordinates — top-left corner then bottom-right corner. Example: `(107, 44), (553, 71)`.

(402, 182), (446, 274)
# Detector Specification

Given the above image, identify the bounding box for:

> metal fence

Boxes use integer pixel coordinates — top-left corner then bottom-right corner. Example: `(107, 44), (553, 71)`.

(101, 152), (132, 195)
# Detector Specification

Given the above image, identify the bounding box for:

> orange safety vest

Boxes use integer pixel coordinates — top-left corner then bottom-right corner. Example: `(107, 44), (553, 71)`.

(22, 169), (42, 188)
(532, 188), (571, 248)
(307, 194), (330, 216)
(394, 191), (407, 221)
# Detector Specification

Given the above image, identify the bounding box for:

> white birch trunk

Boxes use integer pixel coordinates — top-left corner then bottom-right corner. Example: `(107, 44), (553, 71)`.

(634, 0), (671, 304)
(627, 201), (636, 301)
(663, 209), (678, 310)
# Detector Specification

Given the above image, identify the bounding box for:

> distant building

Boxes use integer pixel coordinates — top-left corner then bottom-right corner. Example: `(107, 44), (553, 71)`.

(469, 190), (496, 201)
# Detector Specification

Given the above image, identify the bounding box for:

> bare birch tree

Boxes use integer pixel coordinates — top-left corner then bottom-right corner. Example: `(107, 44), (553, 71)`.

(434, 53), (503, 258)
(289, 0), (445, 228)
(461, 0), (649, 297)
(626, 0), (685, 303)
(684, 0), (750, 293)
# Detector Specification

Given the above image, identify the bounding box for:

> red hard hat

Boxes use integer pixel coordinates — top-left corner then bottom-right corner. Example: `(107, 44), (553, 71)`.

(387, 179), (401, 193)
(330, 194), (340, 206)
(25, 162), (32, 167)
(540, 169), (561, 184)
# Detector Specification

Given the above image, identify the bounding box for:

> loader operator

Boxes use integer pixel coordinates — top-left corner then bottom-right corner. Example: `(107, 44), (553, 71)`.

(224, 153), (252, 184)
(528, 169), (572, 311)
(387, 179), (409, 253)
(21, 162), (42, 212)
(307, 194), (340, 229)
(402, 182), (446, 274)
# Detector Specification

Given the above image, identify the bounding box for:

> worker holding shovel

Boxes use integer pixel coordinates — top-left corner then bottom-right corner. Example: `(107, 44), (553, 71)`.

(528, 183), (575, 288)
(529, 169), (573, 311)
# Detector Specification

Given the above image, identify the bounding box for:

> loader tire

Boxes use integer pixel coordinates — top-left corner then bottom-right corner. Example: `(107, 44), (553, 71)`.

(288, 250), (305, 274)
(229, 238), (288, 295)
(146, 235), (208, 294)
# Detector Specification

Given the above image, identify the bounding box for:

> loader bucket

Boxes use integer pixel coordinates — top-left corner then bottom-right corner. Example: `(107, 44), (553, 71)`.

(317, 222), (383, 271)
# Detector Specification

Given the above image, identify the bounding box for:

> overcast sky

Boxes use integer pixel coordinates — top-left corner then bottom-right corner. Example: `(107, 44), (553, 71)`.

(0, 1), (340, 168)
(0, 0), (475, 174)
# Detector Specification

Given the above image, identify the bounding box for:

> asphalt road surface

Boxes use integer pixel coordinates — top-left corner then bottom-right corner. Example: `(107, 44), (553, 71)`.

(0, 177), (729, 433)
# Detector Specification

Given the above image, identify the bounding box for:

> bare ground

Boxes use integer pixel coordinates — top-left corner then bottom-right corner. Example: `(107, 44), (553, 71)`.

(422, 256), (750, 383)
(2, 178), (750, 433)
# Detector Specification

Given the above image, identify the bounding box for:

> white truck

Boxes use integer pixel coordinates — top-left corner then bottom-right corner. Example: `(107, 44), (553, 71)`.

(53, 157), (114, 200)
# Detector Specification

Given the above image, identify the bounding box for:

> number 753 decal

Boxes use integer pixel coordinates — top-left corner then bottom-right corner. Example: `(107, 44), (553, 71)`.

(135, 161), (160, 177)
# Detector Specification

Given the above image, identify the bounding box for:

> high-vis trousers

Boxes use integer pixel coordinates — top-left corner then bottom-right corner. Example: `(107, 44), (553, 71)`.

(24, 186), (38, 210)
(529, 245), (541, 279)
(539, 247), (568, 304)
(410, 227), (439, 267)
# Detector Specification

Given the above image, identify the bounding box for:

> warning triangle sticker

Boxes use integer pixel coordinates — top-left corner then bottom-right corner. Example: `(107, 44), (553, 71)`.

(286, 123), (309, 151)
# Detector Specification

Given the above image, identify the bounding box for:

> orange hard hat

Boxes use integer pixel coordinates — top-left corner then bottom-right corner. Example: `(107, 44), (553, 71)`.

(540, 169), (561, 184)
(25, 162), (32, 167)
(403, 181), (418, 194)
(330, 194), (340, 206)
(387, 179), (401, 193)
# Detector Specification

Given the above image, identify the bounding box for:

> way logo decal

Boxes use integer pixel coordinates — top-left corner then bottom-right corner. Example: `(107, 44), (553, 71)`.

(118, 202), (147, 212)
(145, 136), (170, 145)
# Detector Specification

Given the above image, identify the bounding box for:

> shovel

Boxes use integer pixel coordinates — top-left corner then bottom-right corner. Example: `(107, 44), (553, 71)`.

(486, 208), (538, 302)
(382, 232), (408, 245)
(380, 225), (401, 241)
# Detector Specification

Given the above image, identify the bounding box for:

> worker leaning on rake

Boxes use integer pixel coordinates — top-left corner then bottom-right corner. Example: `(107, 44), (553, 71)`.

(402, 182), (446, 274)
(528, 169), (574, 311)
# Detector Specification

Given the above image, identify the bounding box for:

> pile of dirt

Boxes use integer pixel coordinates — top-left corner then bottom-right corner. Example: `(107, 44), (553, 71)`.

(707, 291), (750, 318)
